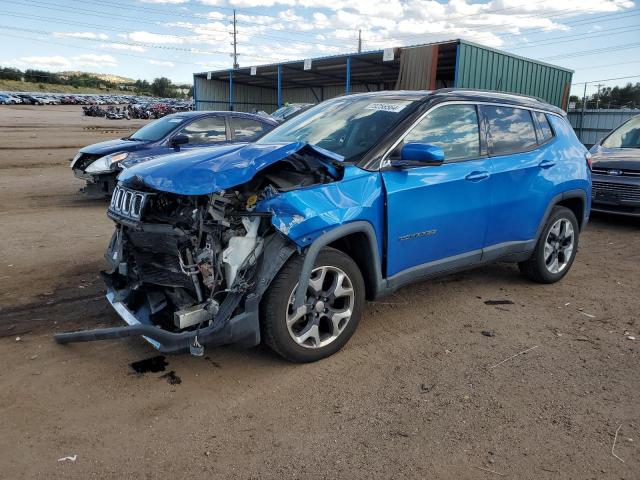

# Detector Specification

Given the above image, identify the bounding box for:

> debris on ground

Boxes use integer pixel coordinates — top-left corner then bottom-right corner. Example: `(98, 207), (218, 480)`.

(57, 455), (77, 463)
(626, 335), (636, 341)
(160, 371), (182, 385)
(419, 383), (434, 393)
(129, 355), (168, 374)
(481, 330), (495, 337)
(489, 345), (540, 370)
(611, 424), (625, 463)
(484, 300), (514, 306)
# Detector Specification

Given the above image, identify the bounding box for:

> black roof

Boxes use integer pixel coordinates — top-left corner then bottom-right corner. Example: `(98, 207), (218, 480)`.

(170, 110), (279, 124)
(342, 88), (566, 116)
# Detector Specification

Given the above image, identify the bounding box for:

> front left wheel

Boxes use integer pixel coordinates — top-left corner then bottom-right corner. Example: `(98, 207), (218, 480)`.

(261, 247), (365, 363)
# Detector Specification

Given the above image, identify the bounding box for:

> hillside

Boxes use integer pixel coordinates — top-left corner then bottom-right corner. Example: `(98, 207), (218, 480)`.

(0, 79), (125, 94)
(60, 71), (136, 84)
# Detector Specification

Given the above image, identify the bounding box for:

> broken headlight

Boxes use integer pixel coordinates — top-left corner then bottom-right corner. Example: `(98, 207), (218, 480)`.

(85, 151), (129, 174)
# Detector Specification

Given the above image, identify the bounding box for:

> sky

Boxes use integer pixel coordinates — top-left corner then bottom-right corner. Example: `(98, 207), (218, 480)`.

(0, 0), (639, 98)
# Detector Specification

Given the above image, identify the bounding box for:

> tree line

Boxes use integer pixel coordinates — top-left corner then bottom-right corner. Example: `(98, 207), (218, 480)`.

(570, 82), (640, 110)
(0, 67), (191, 98)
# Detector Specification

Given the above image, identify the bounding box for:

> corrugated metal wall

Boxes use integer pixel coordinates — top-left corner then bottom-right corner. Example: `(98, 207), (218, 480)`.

(195, 75), (381, 113)
(567, 109), (640, 146)
(455, 41), (573, 108)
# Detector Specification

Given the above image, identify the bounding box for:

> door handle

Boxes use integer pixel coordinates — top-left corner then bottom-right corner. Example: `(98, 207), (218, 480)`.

(538, 160), (556, 169)
(465, 171), (490, 182)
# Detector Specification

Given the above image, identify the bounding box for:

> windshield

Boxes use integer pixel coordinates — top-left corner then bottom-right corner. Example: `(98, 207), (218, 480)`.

(130, 115), (188, 141)
(271, 106), (294, 119)
(602, 116), (640, 149)
(257, 95), (422, 162)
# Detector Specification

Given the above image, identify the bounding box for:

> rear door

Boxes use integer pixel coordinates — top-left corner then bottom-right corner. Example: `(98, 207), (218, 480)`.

(481, 105), (557, 249)
(173, 116), (229, 149)
(230, 116), (269, 142)
(381, 103), (493, 277)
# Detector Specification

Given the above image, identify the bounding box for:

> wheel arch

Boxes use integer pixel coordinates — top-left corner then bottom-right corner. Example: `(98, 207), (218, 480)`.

(536, 189), (588, 242)
(292, 221), (384, 309)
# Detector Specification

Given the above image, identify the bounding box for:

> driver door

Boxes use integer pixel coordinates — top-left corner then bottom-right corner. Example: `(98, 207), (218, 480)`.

(381, 103), (493, 278)
(172, 116), (229, 149)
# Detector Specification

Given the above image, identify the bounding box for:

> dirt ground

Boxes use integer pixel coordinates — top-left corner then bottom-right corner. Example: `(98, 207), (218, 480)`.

(0, 105), (638, 479)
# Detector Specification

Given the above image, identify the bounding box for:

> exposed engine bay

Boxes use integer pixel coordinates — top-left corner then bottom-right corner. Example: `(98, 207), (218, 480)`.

(104, 151), (342, 338)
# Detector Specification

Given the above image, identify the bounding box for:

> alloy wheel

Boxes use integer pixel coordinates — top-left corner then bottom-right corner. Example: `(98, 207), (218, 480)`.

(286, 265), (355, 349)
(544, 218), (575, 274)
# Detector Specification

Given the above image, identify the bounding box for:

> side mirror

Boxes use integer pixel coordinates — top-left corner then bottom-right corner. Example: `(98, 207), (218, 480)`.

(170, 133), (189, 148)
(391, 143), (445, 168)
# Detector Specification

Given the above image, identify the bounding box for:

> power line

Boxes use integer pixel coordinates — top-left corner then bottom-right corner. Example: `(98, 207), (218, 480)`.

(0, 3), (349, 50)
(571, 74), (640, 85)
(506, 25), (640, 51)
(542, 42), (640, 61)
(363, 8), (640, 45)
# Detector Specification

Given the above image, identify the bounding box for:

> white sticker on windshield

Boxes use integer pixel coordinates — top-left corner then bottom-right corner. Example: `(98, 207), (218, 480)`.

(365, 102), (408, 113)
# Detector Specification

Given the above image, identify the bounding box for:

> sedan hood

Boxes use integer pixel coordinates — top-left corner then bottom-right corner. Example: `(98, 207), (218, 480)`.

(80, 138), (145, 156)
(117, 141), (344, 195)
(590, 145), (640, 170)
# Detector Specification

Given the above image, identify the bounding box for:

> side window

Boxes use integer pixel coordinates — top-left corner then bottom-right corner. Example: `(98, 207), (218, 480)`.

(534, 111), (554, 143)
(402, 104), (480, 162)
(484, 106), (537, 155)
(232, 118), (265, 141)
(179, 117), (227, 143)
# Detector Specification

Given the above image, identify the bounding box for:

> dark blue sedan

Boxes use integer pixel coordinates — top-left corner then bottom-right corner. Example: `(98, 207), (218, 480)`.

(71, 111), (278, 196)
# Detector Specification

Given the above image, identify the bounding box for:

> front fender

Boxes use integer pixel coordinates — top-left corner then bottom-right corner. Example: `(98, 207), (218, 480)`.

(256, 166), (385, 249)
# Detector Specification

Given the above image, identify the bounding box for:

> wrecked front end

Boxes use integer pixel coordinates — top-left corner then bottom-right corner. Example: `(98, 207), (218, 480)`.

(55, 142), (351, 355)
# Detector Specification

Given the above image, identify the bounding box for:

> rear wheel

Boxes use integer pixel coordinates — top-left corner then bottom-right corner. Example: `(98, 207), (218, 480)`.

(261, 247), (365, 363)
(519, 206), (579, 283)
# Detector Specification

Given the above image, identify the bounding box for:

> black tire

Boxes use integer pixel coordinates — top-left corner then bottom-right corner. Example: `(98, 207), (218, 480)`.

(261, 247), (365, 363)
(519, 206), (580, 284)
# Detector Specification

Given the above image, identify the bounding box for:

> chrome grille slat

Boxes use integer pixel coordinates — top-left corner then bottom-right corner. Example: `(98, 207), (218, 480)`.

(592, 168), (640, 177)
(109, 186), (149, 220)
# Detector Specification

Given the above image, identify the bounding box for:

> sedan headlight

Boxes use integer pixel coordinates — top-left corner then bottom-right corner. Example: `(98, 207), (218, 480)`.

(85, 152), (129, 174)
(70, 152), (83, 169)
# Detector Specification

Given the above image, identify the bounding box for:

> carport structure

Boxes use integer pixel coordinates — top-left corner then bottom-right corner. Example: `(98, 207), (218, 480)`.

(193, 39), (573, 113)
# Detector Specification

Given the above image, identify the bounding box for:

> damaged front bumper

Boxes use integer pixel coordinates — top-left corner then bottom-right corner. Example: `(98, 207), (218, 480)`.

(54, 286), (261, 354)
(54, 233), (296, 355)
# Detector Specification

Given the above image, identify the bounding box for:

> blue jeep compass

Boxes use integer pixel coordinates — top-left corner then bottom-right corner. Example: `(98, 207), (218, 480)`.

(56, 89), (592, 363)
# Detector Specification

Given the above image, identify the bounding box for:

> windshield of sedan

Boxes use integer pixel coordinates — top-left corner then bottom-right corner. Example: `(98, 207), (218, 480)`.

(602, 116), (640, 148)
(129, 115), (188, 141)
(257, 95), (422, 162)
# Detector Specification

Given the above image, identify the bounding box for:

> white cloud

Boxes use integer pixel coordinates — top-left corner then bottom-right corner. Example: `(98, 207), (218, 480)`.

(126, 31), (186, 44)
(19, 55), (71, 69)
(8, 54), (118, 70)
(149, 59), (177, 67)
(73, 54), (118, 67)
(141, 0), (189, 4)
(100, 43), (147, 53)
(53, 32), (109, 40)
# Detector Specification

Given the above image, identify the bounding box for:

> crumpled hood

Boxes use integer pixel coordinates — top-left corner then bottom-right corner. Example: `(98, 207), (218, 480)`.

(590, 145), (640, 170)
(80, 138), (144, 155)
(118, 141), (344, 195)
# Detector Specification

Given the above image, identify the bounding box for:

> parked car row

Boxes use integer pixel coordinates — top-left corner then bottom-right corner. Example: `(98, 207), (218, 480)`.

(0, 91), (194, 107)
(57, 89), (596, 365)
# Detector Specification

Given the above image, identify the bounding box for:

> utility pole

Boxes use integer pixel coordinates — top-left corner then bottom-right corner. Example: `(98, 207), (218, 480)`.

(579, 82), (587, 142)
(357, 29), (362, 53)
(230, 9), (239, 69)
(595, 83), (604, 109)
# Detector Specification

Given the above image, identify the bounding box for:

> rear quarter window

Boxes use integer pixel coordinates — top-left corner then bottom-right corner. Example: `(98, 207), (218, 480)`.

(484, 106), (538, 155)
(232, 118), (266, 142)
(534, 111), (554, 144)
